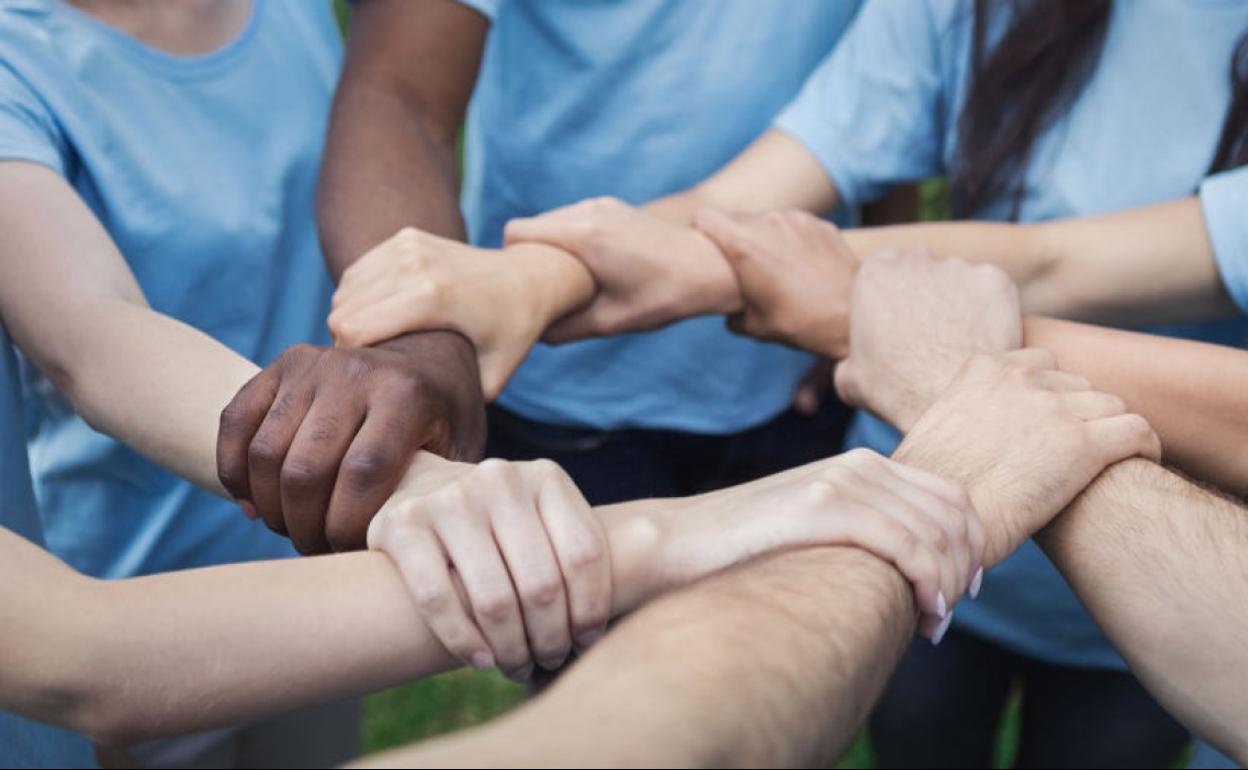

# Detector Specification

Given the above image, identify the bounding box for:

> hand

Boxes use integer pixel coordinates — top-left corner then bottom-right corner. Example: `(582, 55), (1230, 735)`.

(613, 448), (985, 642)
(834, 249), (1021, 431)
(369, 455), (611, 681)
(692, 208), (859, 359)
(792, 359), (836, 416)
(216, 333), (487, 554)
(503, 196), (741, 342)
(894, 350), (1161, 567)
(329, 227), (559, 399)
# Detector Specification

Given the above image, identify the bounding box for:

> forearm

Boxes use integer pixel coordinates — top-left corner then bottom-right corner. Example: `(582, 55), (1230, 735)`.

(846, 220), (1054, 296)
(361, 546), (914, 768)
(846, 198), (1238, 325)
(1025, 317), (1248, 496)
(649, 129), (842, 227)
(1, 494), (708, 746)
(53, 299), (258, 496)
(317, 76), (465, 277)
(1037, 460), (1248, 762)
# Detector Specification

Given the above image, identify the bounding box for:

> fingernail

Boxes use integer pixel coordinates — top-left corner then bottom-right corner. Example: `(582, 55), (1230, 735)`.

(575, 628), (605, 649)
(937, 591), (948, 619)
(932, 612), (954, 647)
(970, 567), (984, 600)
(538, 653), (569, 672)
(470, 651), (494, 672)
(507, 664), (534, 682)
(240, 500), (258, 520)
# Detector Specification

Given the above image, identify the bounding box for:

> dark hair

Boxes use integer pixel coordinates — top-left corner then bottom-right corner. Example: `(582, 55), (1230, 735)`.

(951, 0), (1248, 219)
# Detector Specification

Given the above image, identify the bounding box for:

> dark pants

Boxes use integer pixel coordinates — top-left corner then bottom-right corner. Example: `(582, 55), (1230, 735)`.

(486, 400), (852, 505)
(870, 627), (1190, 769)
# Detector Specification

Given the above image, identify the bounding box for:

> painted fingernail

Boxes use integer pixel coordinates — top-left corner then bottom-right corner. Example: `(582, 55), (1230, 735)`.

(932, 612), (954, 647)
(575, 627), (605, 649)
(240, 500), (258, 520)
(470, 651), (494, 672)
(970, 567), (984, 600)
(937, 591), (948, 619)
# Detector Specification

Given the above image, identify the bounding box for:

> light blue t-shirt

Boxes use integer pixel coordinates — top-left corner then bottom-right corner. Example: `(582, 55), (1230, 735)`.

(777, 0), (1248, 669)
(0, 0), (340, 578)
(0, 325), (96, 770)
(456, 0), (863, 434)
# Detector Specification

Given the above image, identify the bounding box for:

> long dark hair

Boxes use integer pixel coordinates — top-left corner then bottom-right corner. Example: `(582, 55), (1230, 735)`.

(951, 0), (1248, 219)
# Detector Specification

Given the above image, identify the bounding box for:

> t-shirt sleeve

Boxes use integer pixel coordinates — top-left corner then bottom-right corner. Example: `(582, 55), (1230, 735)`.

(773, 0), (955, 206)
(1200, 164), (1248, 314)
(0, 61), (67, 176)
(452, 0), (501, 21)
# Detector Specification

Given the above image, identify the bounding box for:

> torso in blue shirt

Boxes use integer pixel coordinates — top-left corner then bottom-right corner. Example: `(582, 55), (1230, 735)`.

(0, 325), (95, 770)
(0, 0), (341, 577)
(459, 0), (863, 433)
(776, 0), (1248, 669)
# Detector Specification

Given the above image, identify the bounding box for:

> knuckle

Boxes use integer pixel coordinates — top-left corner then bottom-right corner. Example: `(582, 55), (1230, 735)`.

(413, 585), (453, 615)
(325, 515), (368, 552)
(249, 433), (287, 470)
(522, 574), (564, 608)
(279, 456), (324, 494)
(476, 593), (514, 625)
(341, 447), (397, 491)
(565, 535), (606, 570)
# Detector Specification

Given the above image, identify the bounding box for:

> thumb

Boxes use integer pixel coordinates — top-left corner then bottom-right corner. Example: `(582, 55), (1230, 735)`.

(833, 359), (864, 408)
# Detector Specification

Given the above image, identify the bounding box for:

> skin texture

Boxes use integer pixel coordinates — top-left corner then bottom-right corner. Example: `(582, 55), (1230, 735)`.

(355, 546), (918, 769)
(833, 248), (1023, 431)
(692, 208), (859, 359)
(355, 348), (1169, 769)
(216, 339), (486, 553)
(1037, 459), (1248, 763)
(1023, 317), (1248, 498)
(329, 229), (594, 400)
(219, 0), (496, 555)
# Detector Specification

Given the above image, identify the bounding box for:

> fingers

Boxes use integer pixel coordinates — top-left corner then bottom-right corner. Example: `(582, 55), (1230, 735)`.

(247, 385), (316, 534)
(483, 463), (573, 671)
(323, 397), (430, 552)
(793, 359), (834, 416)
(692, 209), (772, 299)
(1001, 347), (1057, 371)
(217, 365), (282, 513)
(1088, 412), (1163, 464)
(437, 509), (533, 680)
(279, 397), (366, 554)
(1060, 390), (1128, 421)
(378, 517), (495, 671)
(330, 293), (450, 349)
(849, 480), (964, 621)
(502, 199), (608, 251)
(877, 458), (986, 589)
(824, 498), (953, 633)
(535, 464), (611, 650)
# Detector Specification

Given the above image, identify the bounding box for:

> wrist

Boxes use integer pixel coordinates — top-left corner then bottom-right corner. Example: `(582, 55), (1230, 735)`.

(685, 230), (744, 316)
(503, 242), (597, 331)
(596, 500), (667, 615)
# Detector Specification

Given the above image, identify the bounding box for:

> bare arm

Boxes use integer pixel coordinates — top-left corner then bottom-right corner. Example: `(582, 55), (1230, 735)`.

(1037, 460), (1248, 763)
(354, 546), (914, 769)
(846, 197), (1240, 326)
(2, 484), (855, 747)
(1025, 316), (1248, 497)
(0, 161), (260, 495)
(650, 129), (842, 224)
